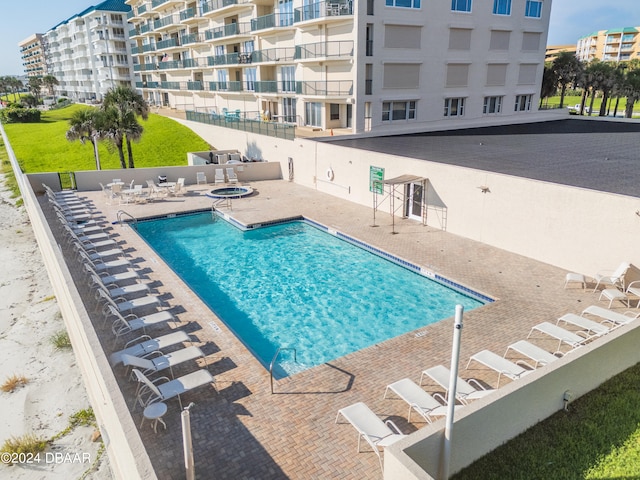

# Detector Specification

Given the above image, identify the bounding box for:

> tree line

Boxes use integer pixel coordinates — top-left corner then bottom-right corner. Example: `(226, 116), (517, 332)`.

(0, 75), (59, 106)
(541, 53), (640, 117)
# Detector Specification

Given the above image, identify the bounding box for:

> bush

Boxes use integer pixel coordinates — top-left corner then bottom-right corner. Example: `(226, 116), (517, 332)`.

(0, 105), (41, 123)
(0, 434), (47, 463)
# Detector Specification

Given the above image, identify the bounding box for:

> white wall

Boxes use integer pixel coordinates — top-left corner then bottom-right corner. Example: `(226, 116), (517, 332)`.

(170, 118), (640, 276)
(383, 320), (640, 479)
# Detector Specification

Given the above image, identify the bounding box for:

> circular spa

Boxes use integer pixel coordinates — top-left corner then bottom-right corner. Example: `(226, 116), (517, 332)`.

(206, 186), (254, 199)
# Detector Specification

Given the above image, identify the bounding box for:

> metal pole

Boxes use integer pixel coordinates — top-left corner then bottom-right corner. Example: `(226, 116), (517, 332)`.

(182, 403), (196, 480)
(440, 304), (464, 480)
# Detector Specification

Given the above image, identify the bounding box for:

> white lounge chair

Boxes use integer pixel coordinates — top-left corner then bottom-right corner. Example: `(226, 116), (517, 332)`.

(420, 365), (493, 404)
(624, 281), (640, 308)
(527, 322), (588, 352)
(581, 305), (640, 328)
(108, 305), (176, 345)
(592, 261), (630, 292)
(226, 167), (238, 184)
(335, 402), (405, 470)
(78, 250), (133, 273)
(504, 340), (559, 369)
(122, 345), (204, 378)
(109, 330), (191, 367)
(556, 313), (610, 338)
(132, 367), (215, 409)
(196, 172), (207, 185)
(214, 168), (225, 184)
(83, 262), (140, 286)
(466, 350), (532, 387)
(89, 274), (150, 301)
(384, 378), (452, 423)
(170, 178), (186, 196)
(98, 288), (162, 322)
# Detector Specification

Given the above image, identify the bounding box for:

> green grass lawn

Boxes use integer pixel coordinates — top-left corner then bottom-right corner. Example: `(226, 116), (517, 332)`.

(542, 95), (637, 116)
(452, 362), (640, 480)
(3, 104), (210, 173)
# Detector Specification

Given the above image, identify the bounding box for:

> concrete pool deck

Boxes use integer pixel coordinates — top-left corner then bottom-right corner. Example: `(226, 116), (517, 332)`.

(43, 179), (605, 479)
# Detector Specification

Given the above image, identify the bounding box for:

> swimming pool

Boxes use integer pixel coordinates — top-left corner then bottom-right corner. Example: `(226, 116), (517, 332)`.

(135, 213), (486, 376)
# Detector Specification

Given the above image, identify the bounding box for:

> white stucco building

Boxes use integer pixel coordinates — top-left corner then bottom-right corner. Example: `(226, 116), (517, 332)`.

(125, 0), (550, 134)
(43, 0), (134, 102)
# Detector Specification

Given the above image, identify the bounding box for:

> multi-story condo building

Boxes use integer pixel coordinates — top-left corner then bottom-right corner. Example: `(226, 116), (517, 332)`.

(576, 27), (640, 63)
(126, 0), (550, 134)
(545, 44), (576, 63)
(43, 0), (134, 103)
(19, 34), (48, 77)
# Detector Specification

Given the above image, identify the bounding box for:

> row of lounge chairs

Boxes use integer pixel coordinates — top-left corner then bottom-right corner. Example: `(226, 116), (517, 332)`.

(45, 184), (216, 415)
(335, 295), (640, 470)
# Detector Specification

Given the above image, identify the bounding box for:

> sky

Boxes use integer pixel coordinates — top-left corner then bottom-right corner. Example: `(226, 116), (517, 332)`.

(1, 0), (640, 75)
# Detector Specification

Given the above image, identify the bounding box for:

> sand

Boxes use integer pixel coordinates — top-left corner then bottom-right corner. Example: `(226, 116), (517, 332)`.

(0, 174), (112, 479)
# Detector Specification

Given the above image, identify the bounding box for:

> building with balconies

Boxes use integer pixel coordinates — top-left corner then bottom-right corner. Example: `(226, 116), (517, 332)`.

(19, 34), (48, 77)
(127, 0), (549, 134)
(576, 27), (640, 64)
(43, 0), (133, 103)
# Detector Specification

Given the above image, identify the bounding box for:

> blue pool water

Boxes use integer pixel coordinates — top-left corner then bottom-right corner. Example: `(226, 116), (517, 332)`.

(135, 213), (484, 376)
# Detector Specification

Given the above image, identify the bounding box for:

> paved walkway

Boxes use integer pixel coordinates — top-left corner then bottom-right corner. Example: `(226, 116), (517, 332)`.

(44, 180), (607, 479)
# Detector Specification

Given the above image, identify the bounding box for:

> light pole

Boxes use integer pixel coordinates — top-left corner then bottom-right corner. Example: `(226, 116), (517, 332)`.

(440, 304), (464, 480)
(182, 402), (196, 480)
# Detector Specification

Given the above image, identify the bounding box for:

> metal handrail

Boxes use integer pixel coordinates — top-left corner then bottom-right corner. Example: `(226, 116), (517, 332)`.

(269, 347), (297, 393)
(116, 210), (137, 228)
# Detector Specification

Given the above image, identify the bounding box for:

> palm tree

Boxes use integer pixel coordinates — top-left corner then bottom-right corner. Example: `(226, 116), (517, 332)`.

(621, 67), (640, 118)
(551, 52), (583, 108)
(65, 108), (106, 170)
(42, 75), (59, 102)
(8, 77), (24, 102)
(539, 63), (558, 108)
(27, 77), (43, 103)
(101, 86), (149, 168)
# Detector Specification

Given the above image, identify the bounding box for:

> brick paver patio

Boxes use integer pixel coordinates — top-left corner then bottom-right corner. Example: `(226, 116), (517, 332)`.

(44, 179), (606, 479)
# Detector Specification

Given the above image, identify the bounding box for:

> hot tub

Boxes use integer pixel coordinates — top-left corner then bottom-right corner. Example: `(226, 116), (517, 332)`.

(205, 186), (254, 199)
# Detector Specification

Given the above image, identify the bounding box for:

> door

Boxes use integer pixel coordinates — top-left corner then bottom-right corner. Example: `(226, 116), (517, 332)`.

(407, 182), (423, 221)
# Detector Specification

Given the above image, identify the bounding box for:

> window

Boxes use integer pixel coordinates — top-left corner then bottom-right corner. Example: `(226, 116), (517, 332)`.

(279, 0), (294, 26)
(483, 96), (503, 114)
(366, 24), (374, 56)
(492, 0), (511, 15)
(283, 97), (296, 123)
(451, 0), (471, 12)
(367, 0), (374, 15)
(382, 101), (416, 122)
(330, 103), (340, 120)
(514, 94), (532, 111)
(281, 66), (296, 93)
(217, 70), (228, 89)
(444, 97), (465, 117)
(305, 102), (321, 126)
(245, 68), (256, 91)
(365, 64), (373, 95)
(386, 0), (421, 9)
(525, 0), (542, 18)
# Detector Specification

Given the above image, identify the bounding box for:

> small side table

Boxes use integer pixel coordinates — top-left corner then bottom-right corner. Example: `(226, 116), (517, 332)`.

(142, 402), (168, 433)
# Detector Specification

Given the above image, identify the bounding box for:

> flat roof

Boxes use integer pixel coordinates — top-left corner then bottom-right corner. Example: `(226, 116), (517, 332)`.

(328, 118), (640, 198)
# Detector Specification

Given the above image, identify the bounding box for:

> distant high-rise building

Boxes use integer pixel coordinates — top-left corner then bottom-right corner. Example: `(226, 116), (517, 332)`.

(43, 0), (134, 102)
(544, 44), (576, 63)
(125, 0), (551, 134)
(576, 27), (640, 63)
(19, 34), (48, 77)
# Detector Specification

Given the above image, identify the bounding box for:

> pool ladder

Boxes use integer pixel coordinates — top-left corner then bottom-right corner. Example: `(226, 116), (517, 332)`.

(269, 347), (297, 394)
(211, 198), (232, 214)
(116, 210), (137, 228)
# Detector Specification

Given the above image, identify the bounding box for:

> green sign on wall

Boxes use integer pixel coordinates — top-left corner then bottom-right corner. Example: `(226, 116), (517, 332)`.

(370, 166), (384, 194)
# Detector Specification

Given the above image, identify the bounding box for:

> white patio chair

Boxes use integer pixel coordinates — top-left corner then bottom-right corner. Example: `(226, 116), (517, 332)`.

(132, 367), (215, 410)
(420, 365), (493, 404)
(226, 167), (238, 184)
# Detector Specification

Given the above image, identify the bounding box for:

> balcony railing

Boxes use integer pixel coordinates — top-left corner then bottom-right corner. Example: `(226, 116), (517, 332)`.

(187, 81), (204, 90)
(134, 63), (156, 71)
(156, 38), (179, 49)
(254, 81), (278, 93)
(252, 47), (295, 63)
(294, 0), (352, 22)
(137, 81), (160, 88)
(205, 22), (251, 40)
(187, 110), (295, 140)
(181, 32), (205, 45)
(209, 80), (243, 91)
(251, 12), (294, 31)
(208, 52), (240, 66)
(180, 7), (196, 21)
(142, 43), (157, 52)
(152, 0), (169, 8)
(294, 40), (353, 60)
(160, 81), (181, 89)
(154, 15), (177, 30)
(297, 80), (353, 96)
(139, 4), (148, 15)
(202, 0), (243, 15)
(140, 24), (153, 34)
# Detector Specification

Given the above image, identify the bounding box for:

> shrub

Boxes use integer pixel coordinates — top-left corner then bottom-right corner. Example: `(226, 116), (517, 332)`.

(0, 105), (41, 123)
(1, 374), (29, 393)
(50, 330), (71, 350)
(0, 434), (47, 463)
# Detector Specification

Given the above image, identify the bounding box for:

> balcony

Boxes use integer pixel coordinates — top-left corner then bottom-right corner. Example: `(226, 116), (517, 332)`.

(159, 81), (182, 89)
(137, 81), (160, 88)
(154, 15), (178, 31)
(142, 43), (157, 52)
(209, 81), (243, 92)
(294, 41), (353, 61)
(140, 24), (154, 35)
(294, 0), (353, 24)
(297, 80), (353, 96)
(181, 32), (206, 46)
(129, 28), (141, 38)
(187, 81), (204, 90)
(254, 81), (278, 93)
(202, 0), (251, 16)
(151, 0), (183, 11)
(186, 110), (295, 140)
(134, 63), (157, 72)
(251, 13), (295, 32)
(156, 38), (180, 50)
(179, 7), (199, 23)
(207, 52), (240, 66)
(251, 47), (295, 63)
(204, 22), (252, 41)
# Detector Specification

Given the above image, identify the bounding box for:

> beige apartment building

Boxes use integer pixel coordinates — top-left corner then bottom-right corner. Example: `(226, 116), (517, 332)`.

(576, 26), (640, 63)
(43, 0), (134, 102)
(19, 34), (48, 77)
(126, 0), (551, 134)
